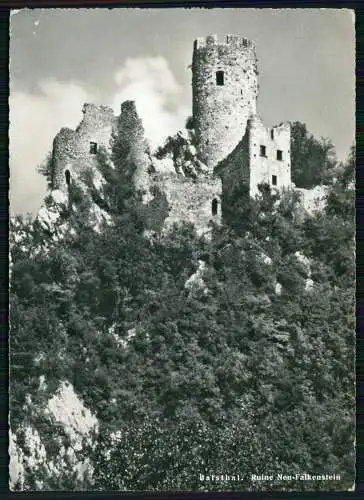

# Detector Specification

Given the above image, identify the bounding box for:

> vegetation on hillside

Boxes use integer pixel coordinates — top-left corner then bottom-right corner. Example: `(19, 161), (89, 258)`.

(9, 124), (355, 490)
(290, 121), (337, 188)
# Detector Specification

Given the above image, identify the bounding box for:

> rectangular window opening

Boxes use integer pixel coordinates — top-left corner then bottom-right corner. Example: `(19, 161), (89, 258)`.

(272, 175), (277, 186)
(90, 142), (98, 154)
(212, 198), (218, 216)
(277, 150), (283, 161)
(216, 71), (224, 86)
(271, 129), (274, 140)
(260, 145), (266, 157)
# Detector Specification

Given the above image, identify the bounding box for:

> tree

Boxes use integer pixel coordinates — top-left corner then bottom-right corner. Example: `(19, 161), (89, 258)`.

(10, 123), (355, 490)
(37, 152), (54, 190)
(290, 121), (337, 188)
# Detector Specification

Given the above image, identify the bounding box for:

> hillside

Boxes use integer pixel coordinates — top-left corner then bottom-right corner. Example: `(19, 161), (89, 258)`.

(9, 126), (355, 491)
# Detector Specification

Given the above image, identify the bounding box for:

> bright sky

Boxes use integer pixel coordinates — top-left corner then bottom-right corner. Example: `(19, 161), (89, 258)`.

(9, 8), (355, 215)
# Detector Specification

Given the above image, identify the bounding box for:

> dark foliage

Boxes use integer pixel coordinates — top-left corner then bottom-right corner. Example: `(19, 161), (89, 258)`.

(290, 121), (337, 188)
(10, 128), (355, 490)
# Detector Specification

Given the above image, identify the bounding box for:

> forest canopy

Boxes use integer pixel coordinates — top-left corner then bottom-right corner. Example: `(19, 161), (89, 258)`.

(9, 124), (355, 491)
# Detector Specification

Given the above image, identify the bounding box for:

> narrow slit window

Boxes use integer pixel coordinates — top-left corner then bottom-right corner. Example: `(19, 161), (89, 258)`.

(216, 71), (224, 86)
(212, 198), (218, 216)
(272, 175), (277, 186)
(277, 150), (283, 161)
(90, 142), (98, 154)
(260, 145), (266, 157)
(65, 169), (71, 186)
(271, 129), (274, 140)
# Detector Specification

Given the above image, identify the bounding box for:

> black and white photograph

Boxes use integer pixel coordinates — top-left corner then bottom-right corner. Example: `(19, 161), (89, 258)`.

(9, 8), (355, 491)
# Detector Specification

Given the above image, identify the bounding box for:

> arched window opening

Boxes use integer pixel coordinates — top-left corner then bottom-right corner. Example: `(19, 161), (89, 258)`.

(65, 169), (71, 186)
(212, 198), (218, 216)
(216, 71), (224, 86)
(89, 142), (98, 154)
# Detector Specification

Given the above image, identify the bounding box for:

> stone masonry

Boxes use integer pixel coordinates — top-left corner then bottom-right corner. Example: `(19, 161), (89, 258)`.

(192, 34), (259, 171)
(216, 115), (291, 204)
(51, 103), (116, 190)
(147, 173), (221, 234)
(48, 35), (291, 234)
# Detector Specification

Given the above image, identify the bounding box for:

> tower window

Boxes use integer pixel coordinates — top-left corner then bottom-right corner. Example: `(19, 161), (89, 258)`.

(89, 142), (98, 154)
(277, 150), (283, 161)
(272, 175), (277, 186)
(216, 71), (224, 86)
(212, 198), (218, 216)
(260, 145), (267, 157)
(65, 169), (71, 186)
(271, 129), (274, 140)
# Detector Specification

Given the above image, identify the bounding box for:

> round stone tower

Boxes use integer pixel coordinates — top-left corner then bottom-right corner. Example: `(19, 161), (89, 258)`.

(192, 34), (259, 171)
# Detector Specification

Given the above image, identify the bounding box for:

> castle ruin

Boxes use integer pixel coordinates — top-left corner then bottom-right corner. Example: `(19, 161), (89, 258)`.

(49, 35), (291, 234)
(192, 34), (259, 170)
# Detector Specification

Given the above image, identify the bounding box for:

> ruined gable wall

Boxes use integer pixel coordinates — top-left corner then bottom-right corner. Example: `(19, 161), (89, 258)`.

(51, 101), (151, 196)
(148, 173), (222, 235)
(248, 116), (291, 197)
(192, 35), (258, 171)
(51, 103), (115, 191)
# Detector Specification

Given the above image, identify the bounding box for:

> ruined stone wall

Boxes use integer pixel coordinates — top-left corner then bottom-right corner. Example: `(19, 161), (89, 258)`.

(47, 34), (290, 235)
(192, 34), (259, 171)
(115, 101), (151, 197)
(148, 173), (222, 235)
(296, 185), (327, 215)
(51, 103), (116, 191)
(247, 115), (291, 197)
(50, 101), (151, 198)
(215, 130), (251, 209)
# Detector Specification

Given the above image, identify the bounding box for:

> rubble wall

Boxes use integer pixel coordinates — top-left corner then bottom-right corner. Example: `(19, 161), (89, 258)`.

(192, 34), (259, 170)
(148, 172), (222, 235)
(247, 115), (291, 197)
(51, 103), (115, 191)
